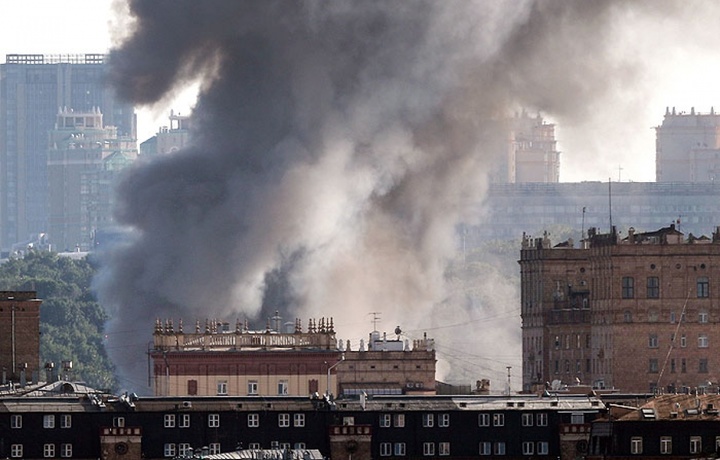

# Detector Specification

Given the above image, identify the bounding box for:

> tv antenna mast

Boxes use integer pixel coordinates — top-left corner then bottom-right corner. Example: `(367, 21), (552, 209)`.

(368, 312), (382, 331)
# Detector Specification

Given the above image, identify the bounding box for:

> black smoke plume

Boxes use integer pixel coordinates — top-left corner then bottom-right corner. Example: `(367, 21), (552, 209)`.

(99, 0), (672, 391)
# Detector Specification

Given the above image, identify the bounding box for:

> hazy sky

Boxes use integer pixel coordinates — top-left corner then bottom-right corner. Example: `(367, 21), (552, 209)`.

(2, 0), (720, 182)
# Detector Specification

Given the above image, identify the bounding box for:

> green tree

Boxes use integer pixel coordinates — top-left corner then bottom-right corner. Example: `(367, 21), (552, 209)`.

(0, 251), (116, 389)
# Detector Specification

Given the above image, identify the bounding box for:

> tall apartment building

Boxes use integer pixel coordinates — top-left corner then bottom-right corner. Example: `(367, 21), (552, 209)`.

(47, 108), (137, 251)
(0, 54), (135, 251)
(139, 110), (192, 156)
(0, 291), (42, 383)
(520, 224), (720, 394)
(656, 107), (720, 182)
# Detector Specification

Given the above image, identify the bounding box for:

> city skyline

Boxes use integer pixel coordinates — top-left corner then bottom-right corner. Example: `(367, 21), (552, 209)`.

(2, 1), (720, 182)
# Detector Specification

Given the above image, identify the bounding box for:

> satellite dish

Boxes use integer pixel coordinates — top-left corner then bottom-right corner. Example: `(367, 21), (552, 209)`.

(394, 326), (402, 336)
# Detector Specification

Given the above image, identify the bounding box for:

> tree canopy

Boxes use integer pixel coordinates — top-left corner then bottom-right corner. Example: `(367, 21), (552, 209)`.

(0, 251), (116, 390)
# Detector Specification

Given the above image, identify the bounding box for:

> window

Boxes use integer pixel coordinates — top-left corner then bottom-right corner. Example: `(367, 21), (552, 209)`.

(681, 334), (687, 348)
(60, 444), (72, 458)
(217, 380), (228, 395)
(670, 311), (676, 323)
(682, 358), (687, 373)
(380, 443), (392, 457)
(522, 413), (533, 426)
(187, 379), (198, 395)
(394, 443), (406, 456)
(294, 443), (306, 450)
(179, 443), (192, 457)
(43, 414), (55, 428)
(44, 444), (55, 458)
(279, 413), (290, 427)
(422, 413), (434, 427)
(699, 334), (709, 348)
(248, 413), (259, 427)
(393, 414), (405, 427)
(180, 413), (190, 428)
(439, 442), (450, 456)
(294, 413), (305, 427)
(492, 413), (504, 426)
(10, 445), (23, 458)
(208, 413), (220, 428)
(113, 417), (125, 427)
(478, 413), (490, 426)
(522, 442), (534, 455)
(571, 413), (584, 425)
(164, 443), (176, 458)
(648, 334), (658, 348)
(700, 358), (709, 373)
(624, 310), (632, 322)
(622, 276), (634, 298)
(380, 414), (391, 427)
(247, 380), (258, 395)
(249, 443), (261, 450)
(423, 442), (435, 456)
(209, 443), (221, 455)
(671, 359), (676, 373)
(698, 277), (710, 298)
(60, 414), (71, 428)
(631, 437), (643, 454)
(690, 436), (702, 454)
(164, 413), (175, 428)
(479, 442), (492, 455)
(649, 358), (659, 373)
(699, 311), (709, 323)
(278, 380), (288, 395)
(660, 436), (672, 454)
(10, 414), (21, 429)
(537, 413), (548, 426)
(647, 277), (659, 298)
(439, 413), (450, 427)
(494, 442), (506, 455)
(715, 436), (720, 453)
(537, 442), (549, 455)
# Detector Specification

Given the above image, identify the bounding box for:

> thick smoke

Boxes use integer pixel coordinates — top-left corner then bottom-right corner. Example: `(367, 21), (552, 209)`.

(98, 0), (669, 391)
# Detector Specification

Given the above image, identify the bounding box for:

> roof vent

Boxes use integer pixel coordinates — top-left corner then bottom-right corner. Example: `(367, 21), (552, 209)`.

(641, 408), (656, 419)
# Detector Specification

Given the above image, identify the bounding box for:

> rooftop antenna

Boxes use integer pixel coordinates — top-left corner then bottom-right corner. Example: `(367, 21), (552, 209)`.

(608, 178), (613, 233)
(657, 291), (691, 391)
(369, 312), (381, 332)
(617, 164), (623, 182)
(581, 206), (586, 247)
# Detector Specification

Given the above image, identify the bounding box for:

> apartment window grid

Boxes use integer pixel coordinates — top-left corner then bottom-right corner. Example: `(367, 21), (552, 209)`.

(248, 380), (258, 395)
(649, 358), (659, 373)
(278, 380), (288, 395)
(293, 413), (305, 427)
(631, 437), (643, 454)
(439, 413), (450, 427)
(681, 334), (687, 348)
(622, 276), (634, 299)
(660, 436), (672, 454)
(209, 443), (221, 455)
(698, 277), (710, 298)
(249, 443), (261, 450)
(380, 414), (391, 427)
(217, 380), (228, 395)
(699, 311), (709, 323)
(571, 413), (584, 425)
(478, 413), (490, 427)
(522, 442), (534, 455)
(700, 358), (709, 373)
(164, 414), (175, 428)
(699, 334), (709, 348)
(294, 443), (306, 450)
(380, 442), (392, 457)
(180, 413), (190, 428)
(178, 444), (192, 457)
(393, 414), (405, 427)
(44, 444), (55, 458)
(537, 442), (549, 455)
(423, 442), (435, 456)
(164, 443), (176, 458)
(690, 436), (702, 454)
(394, 443), (406, 456)
(682, 358), (687, 373)
(60, 444), (72, 458)
(248, 413), (259, 428)
(439, 442), (450, 456)
(648, 334), (658, 348)
(493, 413), (504, 426)
(537, 412), (548, 426)
(494, 442), (506, 455)
(479, 442), (492, 456)
(715, 436), (720, 452)
(113, 417), (125, 427)
(208, 413), (220, 428)
(10, 414), (21, 429)
(43, 414), (55, 429)
(10, 445), (22, 458)
(422, 413), (434, 427)
(279, 413), (290, 428)
(647, 276), (660, 298)
(522, 413), (533, 426)
(60, 414), (71, 429)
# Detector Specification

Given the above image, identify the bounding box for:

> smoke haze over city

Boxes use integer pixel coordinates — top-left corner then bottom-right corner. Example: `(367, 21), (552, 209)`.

(82, 0), (720, 390)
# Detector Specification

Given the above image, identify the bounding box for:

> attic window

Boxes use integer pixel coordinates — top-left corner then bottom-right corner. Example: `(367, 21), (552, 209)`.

(641, 408), (656, 419)
(506, 402), (514, 407)
(685, 408), (700, 416)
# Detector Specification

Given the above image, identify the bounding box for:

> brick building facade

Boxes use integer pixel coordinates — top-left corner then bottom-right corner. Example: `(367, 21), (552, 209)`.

(0, 291), (41, 383)
(520, 225), (720, 393)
